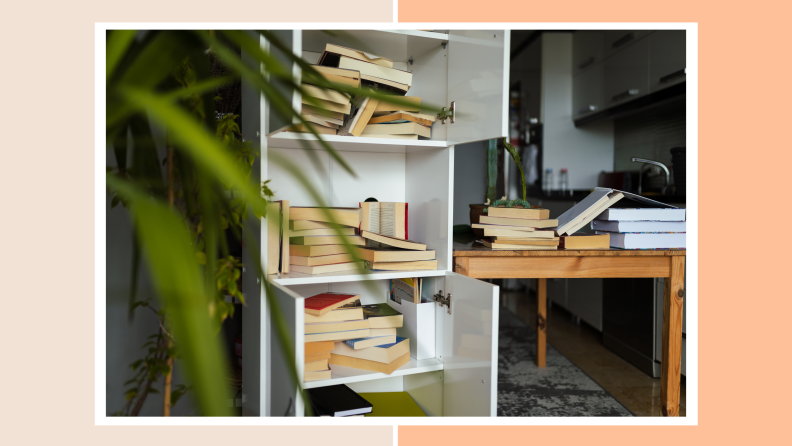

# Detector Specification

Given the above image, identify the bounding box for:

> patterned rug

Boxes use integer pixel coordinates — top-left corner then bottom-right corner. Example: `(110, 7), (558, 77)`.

(498, 308), (633, 416)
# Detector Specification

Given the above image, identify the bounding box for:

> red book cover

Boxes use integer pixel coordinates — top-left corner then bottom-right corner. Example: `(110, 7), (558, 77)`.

(304, 292), (360, 316)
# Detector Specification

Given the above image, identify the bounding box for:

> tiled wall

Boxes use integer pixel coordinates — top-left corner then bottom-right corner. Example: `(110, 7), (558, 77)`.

(613, 100), (686, 175)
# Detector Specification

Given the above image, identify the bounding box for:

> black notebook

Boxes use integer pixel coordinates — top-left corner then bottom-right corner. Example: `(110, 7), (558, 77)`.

(306, 384), (373, 417)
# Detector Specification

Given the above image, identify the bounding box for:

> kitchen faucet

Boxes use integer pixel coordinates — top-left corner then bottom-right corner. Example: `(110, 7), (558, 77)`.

(631, 158), (670, 195)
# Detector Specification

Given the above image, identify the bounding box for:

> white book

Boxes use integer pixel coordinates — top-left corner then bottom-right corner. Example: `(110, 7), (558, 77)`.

(553, 188), (679, 235)
(596, 208), (687, 221)
(591, 220), (687, 233)
(596, 231), (686, 249)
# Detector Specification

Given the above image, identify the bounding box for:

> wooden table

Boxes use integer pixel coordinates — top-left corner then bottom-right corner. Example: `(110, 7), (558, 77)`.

(453, 238), (686, 417)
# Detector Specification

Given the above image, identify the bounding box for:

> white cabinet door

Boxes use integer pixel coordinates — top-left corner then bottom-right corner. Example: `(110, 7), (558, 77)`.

(265, 281), (304, 417)
(649, 31), (686, 92)
(440, 272), (499, 416)
(573, 63), (605, 119)
(604, 37), (650, 106)
(447, 30), (509, 145)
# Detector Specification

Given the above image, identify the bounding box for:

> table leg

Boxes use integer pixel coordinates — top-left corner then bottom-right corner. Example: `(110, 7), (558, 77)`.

(661, 256), (685, 416)
(537, 278), (547, 368)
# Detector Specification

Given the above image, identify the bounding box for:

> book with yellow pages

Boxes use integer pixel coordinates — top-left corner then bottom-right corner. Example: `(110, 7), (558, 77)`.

(289, 227), (355, 237)
(290, 235), (366, 246)
(290, 253), (355, 267)
(559, 234), (610, 249)
(306, 65), (361, 88)
(360, 231), (426, 250)
(486, 207), (550, 219)
(300, 96), (351, 114)
(359, 202), (407, 239)
(338, 94), (379, 137)
(368, 111), (435, 127)
(300, 83), (351, 105)
(290, 262), (363, 275)
(362, 122), (430, 138)
(287, 122), (336, 135)
(373, 97), (421, 114)
(328, 351), (410, 375)
(289, 244), (349, 257)
(304, 307), (364, 324)
(479, 215), (558, 228)
(319, 43), (394, 68)
(492, 238), (559, 246)
(366, 260), (438, 271)
(290, 220), (347, 231)
(301, 104), (345, 121)
(479, 241), (558, 250)
(355, 246), (435, 263)
(290, 207), (361, 227)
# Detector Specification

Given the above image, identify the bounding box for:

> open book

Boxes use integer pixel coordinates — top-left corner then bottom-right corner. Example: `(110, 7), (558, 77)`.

(554, 188), (678, 236)
(359, 202), (407, 239)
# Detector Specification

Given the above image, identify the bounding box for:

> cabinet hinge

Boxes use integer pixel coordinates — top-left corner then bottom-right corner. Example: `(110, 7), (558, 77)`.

(437, 101), (456, 124)
(434, 290), (452, 315)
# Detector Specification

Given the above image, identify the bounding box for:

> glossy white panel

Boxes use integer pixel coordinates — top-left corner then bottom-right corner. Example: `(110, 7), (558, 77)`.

(405, 148), (450, 271)
(331, 150), (406, 207)
(267, 133), (448, 152)
(347, 376), (404, 393)
(440, 272), (499, 416)
(303, 358), (443, 389)
(404, 371), (444, 416)
(267, 281), (303, 417)
(267, 147), (330, 207)
(408, 44), (449, 141)
(447, 30), (508, 145)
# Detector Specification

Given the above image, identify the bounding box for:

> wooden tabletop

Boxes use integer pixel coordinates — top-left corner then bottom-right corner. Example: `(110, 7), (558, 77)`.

(453, 235), (686, 257)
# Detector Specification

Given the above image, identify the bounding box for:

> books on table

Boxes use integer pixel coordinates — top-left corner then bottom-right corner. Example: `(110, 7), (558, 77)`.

(553, 188), (679, 235)
(479, 215), (558, 228)
(359, 202), (407, 239)
(486, 207), (550, 219)
(306, 384), (373, 417)
(591, 220), (687, 232)
(559, 234), (611, 249)
(595, 208), (687, 222)
(491, 238), (559, 246)
(596, 231), (686, 249)
(480, 241), (557, 250)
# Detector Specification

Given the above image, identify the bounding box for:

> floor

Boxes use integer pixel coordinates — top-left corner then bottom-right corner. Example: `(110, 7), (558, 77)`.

(501, 289), (686, 417)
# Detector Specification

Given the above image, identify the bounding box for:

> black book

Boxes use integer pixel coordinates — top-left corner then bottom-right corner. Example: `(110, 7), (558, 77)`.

(306, 384), (373, 417)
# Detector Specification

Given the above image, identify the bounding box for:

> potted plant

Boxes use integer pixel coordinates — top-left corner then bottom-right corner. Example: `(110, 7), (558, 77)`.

(470, 138), (530, 237)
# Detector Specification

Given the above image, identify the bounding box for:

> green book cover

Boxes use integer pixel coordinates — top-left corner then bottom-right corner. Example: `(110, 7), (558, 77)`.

(357, 392), (426, 417)
(361, 303), (401, 320)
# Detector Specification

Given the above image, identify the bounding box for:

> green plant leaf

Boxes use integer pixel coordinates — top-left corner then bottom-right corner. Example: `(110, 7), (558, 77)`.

(107, 174), (232, 416)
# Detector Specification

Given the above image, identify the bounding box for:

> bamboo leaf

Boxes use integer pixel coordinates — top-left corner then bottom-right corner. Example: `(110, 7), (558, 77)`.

(107, 174), (232, 416)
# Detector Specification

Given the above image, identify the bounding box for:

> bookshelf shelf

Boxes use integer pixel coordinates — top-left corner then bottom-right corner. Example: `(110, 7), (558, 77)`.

(303, 358), (444, 389)
(267, 132), (448, 153)
(272, 269), (448, 287)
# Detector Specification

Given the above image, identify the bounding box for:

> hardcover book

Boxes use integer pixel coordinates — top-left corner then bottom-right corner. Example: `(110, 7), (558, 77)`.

(306, 384), (373, 417)
(304, 292), (361, 316)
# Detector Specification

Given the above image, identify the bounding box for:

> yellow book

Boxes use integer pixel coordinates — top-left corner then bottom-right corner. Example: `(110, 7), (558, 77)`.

(328, 351), (410, 375)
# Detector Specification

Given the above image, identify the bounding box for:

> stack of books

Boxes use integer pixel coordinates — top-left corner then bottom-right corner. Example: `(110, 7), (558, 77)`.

(303, 292), (364, 381)
(289, 43), (433, 140)
(358, 231), (438, 271)
(592, 208), (687, 249)
(329, 303), (410, 374)
(289, 207), (364, 275)
(472, 207), (560, 250)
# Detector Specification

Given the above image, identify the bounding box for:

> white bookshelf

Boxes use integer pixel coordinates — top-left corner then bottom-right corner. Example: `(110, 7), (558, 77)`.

(241, 29), (510, 418)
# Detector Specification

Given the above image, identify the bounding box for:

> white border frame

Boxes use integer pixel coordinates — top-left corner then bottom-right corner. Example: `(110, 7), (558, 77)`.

(97, 22), (698, 426)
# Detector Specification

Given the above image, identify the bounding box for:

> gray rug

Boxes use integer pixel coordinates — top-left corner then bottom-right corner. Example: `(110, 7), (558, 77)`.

(498, 308), (633, 416)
